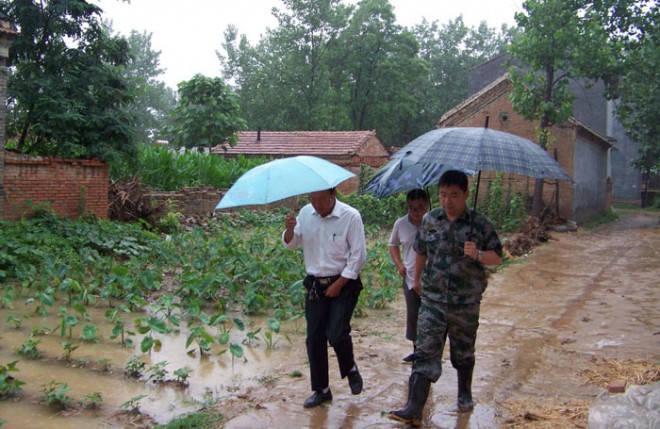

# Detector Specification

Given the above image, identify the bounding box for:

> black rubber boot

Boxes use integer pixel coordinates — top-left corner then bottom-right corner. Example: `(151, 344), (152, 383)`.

(387, 373), (431, 427)
(457, 366), (474, 412)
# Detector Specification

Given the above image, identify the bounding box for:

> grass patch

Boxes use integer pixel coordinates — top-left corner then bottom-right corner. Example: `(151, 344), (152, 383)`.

(581, 210), (619, 229)
(155, 411), (223, 429)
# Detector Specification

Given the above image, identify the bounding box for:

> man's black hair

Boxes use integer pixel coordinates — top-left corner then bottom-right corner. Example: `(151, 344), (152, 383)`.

(439, 170), (469, 192)
(406, 188), (429, 202)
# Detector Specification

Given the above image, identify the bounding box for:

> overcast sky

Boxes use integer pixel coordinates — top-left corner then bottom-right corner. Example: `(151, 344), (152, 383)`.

(93, 0), (523, 90)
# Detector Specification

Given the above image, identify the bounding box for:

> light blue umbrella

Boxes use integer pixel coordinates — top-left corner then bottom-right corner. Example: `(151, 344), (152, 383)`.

(216, 155), (355, 209)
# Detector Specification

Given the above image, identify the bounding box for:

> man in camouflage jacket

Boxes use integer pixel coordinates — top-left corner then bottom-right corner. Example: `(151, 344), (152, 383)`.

(389, 170), (503, 426)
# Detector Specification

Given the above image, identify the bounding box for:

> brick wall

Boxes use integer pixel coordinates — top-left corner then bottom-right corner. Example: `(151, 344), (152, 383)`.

(150, 186), (225, 216)
(439, 89), (578, 221)
(2, 152), (109, 220)
(0, 56), (7, 220)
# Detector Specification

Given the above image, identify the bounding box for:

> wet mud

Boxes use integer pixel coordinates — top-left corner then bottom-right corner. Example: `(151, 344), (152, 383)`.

(0, 210), (658, 428)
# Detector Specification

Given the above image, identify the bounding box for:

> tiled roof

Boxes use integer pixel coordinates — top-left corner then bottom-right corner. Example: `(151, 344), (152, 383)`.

(212, 130), (379, 156)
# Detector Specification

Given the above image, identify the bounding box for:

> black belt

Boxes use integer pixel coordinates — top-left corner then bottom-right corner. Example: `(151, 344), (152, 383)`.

(310, 275), (340, 286)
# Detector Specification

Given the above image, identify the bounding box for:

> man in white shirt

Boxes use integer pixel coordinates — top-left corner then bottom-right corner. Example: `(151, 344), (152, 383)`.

(389, 189), (430, 363)
(283, 188), (367, 408)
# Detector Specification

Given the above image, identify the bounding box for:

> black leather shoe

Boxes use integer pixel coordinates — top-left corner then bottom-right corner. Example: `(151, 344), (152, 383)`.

(303, 390), (332, 408)
(402, 352), (416, 363)
(348, 369), (363, 395)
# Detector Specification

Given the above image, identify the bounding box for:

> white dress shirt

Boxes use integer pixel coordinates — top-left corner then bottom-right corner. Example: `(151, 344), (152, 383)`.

(283, 199), (366, 279)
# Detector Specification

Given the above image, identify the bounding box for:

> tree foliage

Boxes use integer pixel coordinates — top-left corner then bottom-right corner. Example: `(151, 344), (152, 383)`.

(510, 0), (659, 210)
(166, 74), (246, 149)
(219, 0), (511, 147)
(615, 35), (659, 173)
(589, 0), (659, 174)
(119, 29), (176, 144)
(2, 0), (137, 162)
(508, 0), (613, 216)
(413, 17), (514, 133)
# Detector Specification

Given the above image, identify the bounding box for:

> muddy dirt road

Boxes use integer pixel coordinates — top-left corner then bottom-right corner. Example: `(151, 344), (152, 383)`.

(220, 210), (660, 429)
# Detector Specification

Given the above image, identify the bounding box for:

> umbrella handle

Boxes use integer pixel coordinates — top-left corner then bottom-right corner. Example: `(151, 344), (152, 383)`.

(469, 171), (482, 241)
(287, 195), (300, 213)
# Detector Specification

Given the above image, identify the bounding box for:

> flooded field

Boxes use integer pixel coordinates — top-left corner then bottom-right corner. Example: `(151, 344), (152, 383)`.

(0, 210), (658, 428)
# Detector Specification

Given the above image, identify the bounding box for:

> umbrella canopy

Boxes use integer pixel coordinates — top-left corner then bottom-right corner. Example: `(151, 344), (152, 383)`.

(216, 155), (355, 209)
(364, 158), (474, 198)
(392, 127), (572, 181)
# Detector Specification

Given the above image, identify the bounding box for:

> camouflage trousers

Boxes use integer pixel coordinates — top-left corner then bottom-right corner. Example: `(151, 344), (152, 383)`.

(412, 300), (480, 382)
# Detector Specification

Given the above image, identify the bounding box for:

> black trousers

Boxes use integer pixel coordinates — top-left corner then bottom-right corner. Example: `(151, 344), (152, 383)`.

(304, 275), (362, 392)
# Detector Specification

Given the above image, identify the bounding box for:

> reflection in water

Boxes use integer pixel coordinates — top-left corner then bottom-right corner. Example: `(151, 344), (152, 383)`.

(0, 302), (309, 428)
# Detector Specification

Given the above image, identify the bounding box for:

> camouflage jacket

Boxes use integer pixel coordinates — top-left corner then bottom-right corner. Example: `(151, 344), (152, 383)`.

(414, 207), (503, 304)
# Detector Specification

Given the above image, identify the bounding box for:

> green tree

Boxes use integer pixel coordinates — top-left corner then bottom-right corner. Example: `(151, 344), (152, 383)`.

(166, 74), (246, 149)
(413, 17), (514, 138)
(589, 0), (659, 184)
(3, 0), (136, 162)
(121, 29), (176, 144)
(219, 0), (514, 146)
(508, 0), (611, 217)
(219, 25), (294, 131)
(332, 0), (429, 145)
(268, 0), (351, 130)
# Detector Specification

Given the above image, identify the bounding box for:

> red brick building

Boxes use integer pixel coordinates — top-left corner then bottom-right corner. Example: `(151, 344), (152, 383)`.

(437, 75), (612, 222)
(212, 130), (390, 194)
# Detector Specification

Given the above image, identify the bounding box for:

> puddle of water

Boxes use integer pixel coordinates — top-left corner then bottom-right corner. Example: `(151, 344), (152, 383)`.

(0, 299), (309, 427)
(2, 211), (657, 428)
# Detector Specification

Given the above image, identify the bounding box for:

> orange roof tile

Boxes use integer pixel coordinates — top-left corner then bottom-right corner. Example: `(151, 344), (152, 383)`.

(212, 130), (379, 157)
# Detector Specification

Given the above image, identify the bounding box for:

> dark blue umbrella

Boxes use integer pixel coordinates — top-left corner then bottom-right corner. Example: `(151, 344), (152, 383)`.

(364, 158), (474, 198)
(391, 126), (572, 235)
(392, 127), (571, 181)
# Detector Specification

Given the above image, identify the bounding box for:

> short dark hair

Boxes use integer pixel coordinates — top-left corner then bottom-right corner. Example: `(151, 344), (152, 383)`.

(439, 170), (468, 192)
(406, 188), (429, 202)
